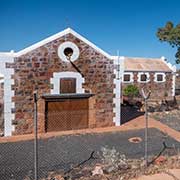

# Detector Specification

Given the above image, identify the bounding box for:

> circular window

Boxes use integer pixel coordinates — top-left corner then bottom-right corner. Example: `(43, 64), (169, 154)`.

(58, 41), (79, 62)
(64, 47), (73, 59)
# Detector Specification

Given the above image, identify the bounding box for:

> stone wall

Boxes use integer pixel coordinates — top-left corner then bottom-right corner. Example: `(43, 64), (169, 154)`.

(122, 72), (173, 99)
(11, 33), (115, 135)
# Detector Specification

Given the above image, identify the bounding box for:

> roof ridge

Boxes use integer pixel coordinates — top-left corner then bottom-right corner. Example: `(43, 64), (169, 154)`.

(124, 56), (162, 60)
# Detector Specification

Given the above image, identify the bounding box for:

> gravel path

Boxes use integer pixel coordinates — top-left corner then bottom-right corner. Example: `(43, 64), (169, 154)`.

(0, 128), (179, 180)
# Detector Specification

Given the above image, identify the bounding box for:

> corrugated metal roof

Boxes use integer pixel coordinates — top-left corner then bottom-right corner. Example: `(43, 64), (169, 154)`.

(124, 57), (172, 72)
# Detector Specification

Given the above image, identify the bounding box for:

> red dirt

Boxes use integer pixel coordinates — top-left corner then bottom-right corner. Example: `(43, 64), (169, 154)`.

(0, 115), (180, 143)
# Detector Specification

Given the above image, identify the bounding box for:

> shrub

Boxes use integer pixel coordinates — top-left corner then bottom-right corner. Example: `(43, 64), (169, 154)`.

(123, 85), (139, 98)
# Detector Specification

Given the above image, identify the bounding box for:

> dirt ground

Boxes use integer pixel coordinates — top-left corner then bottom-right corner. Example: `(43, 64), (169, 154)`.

(150, 110), (180, 132)
(41, 155), (180, 180)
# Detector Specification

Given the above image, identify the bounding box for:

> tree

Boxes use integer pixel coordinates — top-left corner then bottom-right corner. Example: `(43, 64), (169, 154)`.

(156, 21), (180, 64)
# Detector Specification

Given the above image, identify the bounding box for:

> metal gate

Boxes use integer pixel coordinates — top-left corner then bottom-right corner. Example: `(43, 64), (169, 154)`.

(45, 98), (89, 132)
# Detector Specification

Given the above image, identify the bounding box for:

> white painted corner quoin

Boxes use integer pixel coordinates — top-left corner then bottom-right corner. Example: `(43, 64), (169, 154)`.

(161, 56), (176, 96)
(113, 56), (124, 126)
(0, 52), (15, 136)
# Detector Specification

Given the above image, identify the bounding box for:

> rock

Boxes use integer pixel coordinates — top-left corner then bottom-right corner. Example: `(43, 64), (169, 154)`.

(46, 172), (65, 180)
(103, 165), (116, 174)
(92, 165), (104, 176)
(131, 164), (139, 169)
(140, 160), (146, 167)
(118, 161), (129, 170)
(0, 132), (4, 137)
(51, 175), (64, 180)
(154, 156), (167, 165)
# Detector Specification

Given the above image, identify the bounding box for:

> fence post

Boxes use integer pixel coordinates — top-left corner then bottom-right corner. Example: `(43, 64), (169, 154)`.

(144, 98), (148, 167)
(34, 91), (38, 180)
(141, 88), (151, 167)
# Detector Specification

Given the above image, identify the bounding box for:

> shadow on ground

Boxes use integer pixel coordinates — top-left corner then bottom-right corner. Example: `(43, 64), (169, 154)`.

(121, 105), (144, 124)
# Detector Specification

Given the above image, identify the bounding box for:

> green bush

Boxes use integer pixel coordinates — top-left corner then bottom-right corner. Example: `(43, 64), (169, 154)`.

(123, 85), (139, 98)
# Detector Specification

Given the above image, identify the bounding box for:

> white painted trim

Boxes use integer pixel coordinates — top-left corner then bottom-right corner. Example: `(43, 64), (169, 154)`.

(58, 41), (80, 62)
(123, 72), (134, 83)
(172, 72), (176, 96)
(154, 72), (166, 83)
(137, 72), (150, 83)
(0, 55), (15, 136)
(161, 56), (175, 72)
(113, 56), (124, 126)
(15, 28), (112, 59)
(161, 57), (176, 96)
(50, 71), (85, 94)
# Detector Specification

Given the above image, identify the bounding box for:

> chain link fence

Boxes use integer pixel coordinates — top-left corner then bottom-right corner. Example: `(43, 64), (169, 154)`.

(0, 96), (179, 180)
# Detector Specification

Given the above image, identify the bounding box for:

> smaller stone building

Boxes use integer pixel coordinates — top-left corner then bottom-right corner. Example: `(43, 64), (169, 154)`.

(122, 57), (176, 98)
(0, 28), (176, 136)
(175, 70), (180, 95)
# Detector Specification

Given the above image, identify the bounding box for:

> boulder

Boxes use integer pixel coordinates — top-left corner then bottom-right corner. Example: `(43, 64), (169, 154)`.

(92, 165), (103, 176)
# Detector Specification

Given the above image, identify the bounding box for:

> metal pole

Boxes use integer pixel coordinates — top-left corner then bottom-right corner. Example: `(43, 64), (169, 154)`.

(34, 91), (38, 180)
(141, 88), (151, 167)
(145, 98), (148, 167)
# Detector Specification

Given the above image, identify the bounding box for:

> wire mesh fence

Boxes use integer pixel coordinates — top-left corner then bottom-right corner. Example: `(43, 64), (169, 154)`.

(0, 99), (179, 180)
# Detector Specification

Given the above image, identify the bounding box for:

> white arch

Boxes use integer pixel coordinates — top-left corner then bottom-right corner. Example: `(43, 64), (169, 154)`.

(50, 71), (85, 94)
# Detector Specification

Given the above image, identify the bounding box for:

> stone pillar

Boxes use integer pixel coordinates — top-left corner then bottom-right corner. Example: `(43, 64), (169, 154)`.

(0, 52), (15, 136)
(113, 56), (124, 126)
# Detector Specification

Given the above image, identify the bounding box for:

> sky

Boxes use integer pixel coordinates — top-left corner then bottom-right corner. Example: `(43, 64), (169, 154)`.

(0, 0), (180, 67)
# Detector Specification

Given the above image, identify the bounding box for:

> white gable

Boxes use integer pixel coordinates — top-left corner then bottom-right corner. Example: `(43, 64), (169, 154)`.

(14, 28), (112, 59)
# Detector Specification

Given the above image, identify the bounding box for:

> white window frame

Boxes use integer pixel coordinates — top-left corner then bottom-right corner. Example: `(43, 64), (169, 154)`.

(58, 41), (80, 62)
(154, 72), (166, 83)
(138, 72), (150, 83)
(123, 72), (134, 83)
(50, 71), (85, 94)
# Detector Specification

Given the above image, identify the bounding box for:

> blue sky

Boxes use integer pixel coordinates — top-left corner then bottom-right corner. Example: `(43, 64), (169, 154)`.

(0, 0), (180, 67)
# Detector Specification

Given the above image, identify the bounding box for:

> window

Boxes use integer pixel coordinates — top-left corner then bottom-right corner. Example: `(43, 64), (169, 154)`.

(58, 41), (79, 62)
(124, 74), (130, 82)
(138, 72), (150, 83)
(157, 74), (163, 81)
(64, 47), (73, 60)
(154, 73), (165, 82)
(140, 74), (147, 82)
(123, 73), (133, 83)
(60, 78), (76, 93)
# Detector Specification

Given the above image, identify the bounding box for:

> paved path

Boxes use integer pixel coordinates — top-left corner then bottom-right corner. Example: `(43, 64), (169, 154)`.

(0, 128), (179, 180)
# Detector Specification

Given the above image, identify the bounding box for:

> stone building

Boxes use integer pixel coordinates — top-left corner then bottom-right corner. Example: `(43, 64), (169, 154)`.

(0, 28), (176, 136)
(175, 70), (180, 95)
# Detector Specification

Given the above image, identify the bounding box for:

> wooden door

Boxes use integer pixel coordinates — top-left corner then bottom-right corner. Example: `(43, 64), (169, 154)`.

(46, 99), (88, 132)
